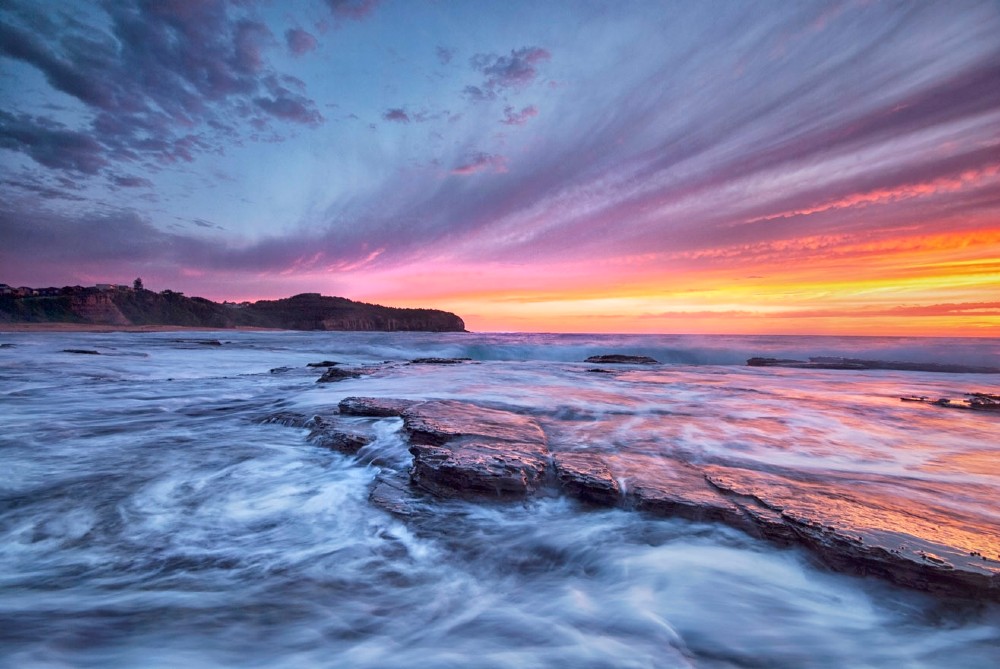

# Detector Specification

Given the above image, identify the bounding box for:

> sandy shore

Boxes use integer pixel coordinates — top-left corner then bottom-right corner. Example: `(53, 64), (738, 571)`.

(0, 323), (282, 333)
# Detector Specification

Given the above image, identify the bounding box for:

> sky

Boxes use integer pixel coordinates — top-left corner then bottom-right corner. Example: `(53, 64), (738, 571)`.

(1, 0), (998, 335)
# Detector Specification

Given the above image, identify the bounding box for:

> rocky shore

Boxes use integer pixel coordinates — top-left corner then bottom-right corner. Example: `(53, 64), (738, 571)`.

(261, 355), (1000, 602)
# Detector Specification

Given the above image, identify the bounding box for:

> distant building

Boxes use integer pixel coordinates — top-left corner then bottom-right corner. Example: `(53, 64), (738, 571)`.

(0, 284), (12, 295)
(37, 287), (62, 296)
(95, 283), (115, 291)
(16, 286), (37, 297)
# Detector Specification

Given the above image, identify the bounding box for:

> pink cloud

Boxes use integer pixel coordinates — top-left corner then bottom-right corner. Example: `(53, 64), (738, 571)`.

(451, 153), (508, 176)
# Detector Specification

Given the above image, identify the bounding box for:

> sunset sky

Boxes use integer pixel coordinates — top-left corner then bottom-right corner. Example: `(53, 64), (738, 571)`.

(1, 0), (998, 334)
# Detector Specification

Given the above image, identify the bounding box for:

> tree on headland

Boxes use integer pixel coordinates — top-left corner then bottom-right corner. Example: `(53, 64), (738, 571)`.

(133, 277), (144, 291)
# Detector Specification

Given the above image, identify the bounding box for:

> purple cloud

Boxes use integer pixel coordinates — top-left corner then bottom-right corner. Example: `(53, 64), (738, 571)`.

(383, 108), (410, 123)
(325, 0), (380, 21)
(501, 105), (538, 126)
(285, 28), (318, 56)
(467, 46), (550, 100)
(0, 111), (107, 174)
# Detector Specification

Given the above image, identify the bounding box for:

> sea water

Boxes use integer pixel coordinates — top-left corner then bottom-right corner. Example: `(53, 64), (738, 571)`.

(1, 331), (998, 668)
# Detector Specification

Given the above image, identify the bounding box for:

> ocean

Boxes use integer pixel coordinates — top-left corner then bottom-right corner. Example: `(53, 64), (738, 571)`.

(1, 331), (998, 668)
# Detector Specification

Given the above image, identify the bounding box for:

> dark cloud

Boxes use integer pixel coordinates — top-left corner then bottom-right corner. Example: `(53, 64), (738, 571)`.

(466, 46), (550, 101)
(111, 175), (153, 189)
(285, 28), (318, 56)
(5, 175), (87, 201)
(383, 108), (410, 123)
(324, 0), (380, 21)
(0, 110), (107, 174)
(462, 85), (492, 102)
(0, 0), (323, 182)
(500, 105), (538, 126)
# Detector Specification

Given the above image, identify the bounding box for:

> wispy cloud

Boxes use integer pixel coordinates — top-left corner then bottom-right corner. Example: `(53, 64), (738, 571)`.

(500, 105), (538, 126)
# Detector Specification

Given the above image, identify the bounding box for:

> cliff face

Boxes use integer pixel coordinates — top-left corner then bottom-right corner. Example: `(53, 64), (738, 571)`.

(0, 288), (466, 332)
(70, 292), (130, 325)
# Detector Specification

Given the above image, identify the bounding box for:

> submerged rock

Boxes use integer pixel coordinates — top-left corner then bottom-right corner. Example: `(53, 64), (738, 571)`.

(410, 357), (472, 364)
(316, 367), (362, 383)
(307, 360), (340, 367)
(62, 348), (101, 355)
(584, 354), (659, 364)
(307, 419), (373, 455)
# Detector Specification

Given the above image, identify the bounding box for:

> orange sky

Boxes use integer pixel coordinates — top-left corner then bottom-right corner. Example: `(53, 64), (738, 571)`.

(325, 226), (1000, 335)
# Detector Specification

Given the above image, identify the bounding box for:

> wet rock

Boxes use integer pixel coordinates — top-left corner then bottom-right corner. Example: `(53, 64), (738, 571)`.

(0, 343), (15, 348)
(404, 400), (550, 499)
(621, 455), (746, 526)
(269, 366), (293, 374)
(586, 368), (616, 374)
(316, 367), (362, 383)
(62, 348), (101, 355)
(306, 360), (340, 367)
(339, 396), (418, 417)
(552, 452), (620, 506)
(409, 357), (472, 364)
(554, 451), (743, 525)
(584, 355), (659, 364)
(704, 465), (1000, 600)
